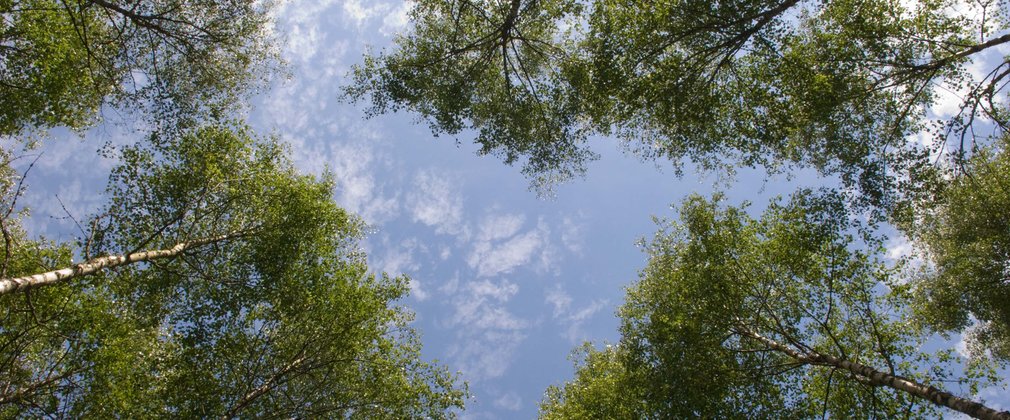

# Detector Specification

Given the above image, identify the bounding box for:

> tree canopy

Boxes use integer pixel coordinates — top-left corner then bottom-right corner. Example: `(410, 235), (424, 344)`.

(0, 2), (470, 416)
(0, 125), (467, 417)
(0, 0), (280, 137)
(349, 0), (1009, 203)
(901, 134), (1010, 360)
(540, 193), (1008, 419)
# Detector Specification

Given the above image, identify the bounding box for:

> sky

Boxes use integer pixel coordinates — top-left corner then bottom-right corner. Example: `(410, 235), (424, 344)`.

(14, 0), (1010, 418)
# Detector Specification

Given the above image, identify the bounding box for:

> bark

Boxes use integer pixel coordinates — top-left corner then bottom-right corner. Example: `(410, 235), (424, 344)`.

(0, 233), (243, 295)
(737, 327), (1010, 420)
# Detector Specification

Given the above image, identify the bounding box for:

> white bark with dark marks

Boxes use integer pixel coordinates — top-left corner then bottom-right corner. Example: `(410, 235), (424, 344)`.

(737, 327), (1010, 420)
(0, 233), (243, 295)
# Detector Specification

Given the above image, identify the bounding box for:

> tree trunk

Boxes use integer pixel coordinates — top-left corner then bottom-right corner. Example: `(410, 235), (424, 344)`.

(737, 327), (1010, 420)
(0, 233), (243, 295)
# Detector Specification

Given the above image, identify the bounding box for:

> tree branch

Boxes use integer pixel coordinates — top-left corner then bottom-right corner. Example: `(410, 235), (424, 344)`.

(736, 326), (1010, 420)
(0, 231), (249, 295)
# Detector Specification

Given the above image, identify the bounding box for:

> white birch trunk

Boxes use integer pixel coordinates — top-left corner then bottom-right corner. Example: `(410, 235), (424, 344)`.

(0, 233), (241, 295)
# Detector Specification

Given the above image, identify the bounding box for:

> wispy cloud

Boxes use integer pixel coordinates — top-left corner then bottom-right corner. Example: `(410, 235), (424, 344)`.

(408, 169), (466, 237)
(443, 278), (528, 381)
(560, 215), (585, 255)
(342, 0), (391, 27)
(545, 286), (574, 318)
(373, 236), (429, 300)
(380, 0), (414, 35)
(492, 390), (523, 411)
(323, 140), (401, 224)
(545, 285), (609, 343)
(467, 213), (548, 278)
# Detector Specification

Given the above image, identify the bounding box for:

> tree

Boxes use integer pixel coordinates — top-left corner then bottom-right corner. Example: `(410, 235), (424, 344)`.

(346, 0), (591, 188)
(0, 124), (467, 417)
(540, 192), (1008, 419)
(900, 134), (1010, 360)
(349, 0), (1008, 203)
(0, 0), (280, 137)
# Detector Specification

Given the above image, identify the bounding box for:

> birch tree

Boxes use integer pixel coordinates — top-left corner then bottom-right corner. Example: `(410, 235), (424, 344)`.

(540, 192), (1007, 419)
(0, 125), (467, 417)
(350, 0), (1008, 204)
(899, 134), (1010, 360)
(0, 0), (280, 137)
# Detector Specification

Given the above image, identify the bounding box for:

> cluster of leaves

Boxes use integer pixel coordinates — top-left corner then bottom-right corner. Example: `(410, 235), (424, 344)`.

(904, 136), (1010, 360)
(349, 0), (1008, 204)
(540, 193), (1004, 418)
(0, 125), (467, 417)
(0, 1), (467, 417)
(0, 0), (280, 138)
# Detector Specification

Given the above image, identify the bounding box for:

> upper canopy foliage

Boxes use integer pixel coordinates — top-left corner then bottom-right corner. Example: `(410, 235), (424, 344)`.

(540, 192), (1006, 419)
(901, 134), (1010, 360)
(0, 0), (280, 138)
(349, 0), (1010, 203)
(0, 125), (467, 417)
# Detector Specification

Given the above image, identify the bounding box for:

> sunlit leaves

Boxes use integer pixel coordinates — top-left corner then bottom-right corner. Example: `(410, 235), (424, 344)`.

(0, 126), (467, 416)
(350, 0), (1010, 206)
(0, 0), (280, 138)
(907, 135), (1010, 360)
(539, 192), (995, 418)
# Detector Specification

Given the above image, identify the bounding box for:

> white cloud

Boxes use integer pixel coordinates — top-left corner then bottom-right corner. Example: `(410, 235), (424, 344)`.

(407, 278), (428, 301)
(545, 286), (573, 318)
(439, 272), (461, 295)
(492, 391), (523, 411)
(467, 213), (549, 278)
(285, 23), (321, 62)
(956, 333), (970, 359)
(447, 329), (525, 381)
(342, 0), (392, 27)
(374, 236), (429, 301)
(476, 213), (524, 242)
(380, 0), (414, 36)
(469, 229), (544, 277)
(560, 300), (608, 343)
(468, 278), (519, 303)
(978, 384), (1008, 412)
(885, 234), (913, 262)
(545, 285), (608, 343)
(323, 140), (401, 224)
(276, 0), (341, 28)
(376, 237), (421, 273)
(442, 277), (528, 381)
(560, 215), (585, 255)
(930, 81), (966, 119)
(408, 169), (466, 236)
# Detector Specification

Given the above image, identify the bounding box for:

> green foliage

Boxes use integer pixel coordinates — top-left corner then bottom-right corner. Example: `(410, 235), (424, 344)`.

(540, 192), (997, 418)
(349, 0), (1007, 204)
(0, 0), (280, 137)
(539, 343), (640, 419)
(346, 0), (592, 189)
(906, 136), (1010, 360)
(0, 126), (467, 417)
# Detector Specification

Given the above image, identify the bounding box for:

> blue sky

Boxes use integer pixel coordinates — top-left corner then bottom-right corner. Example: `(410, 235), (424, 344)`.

(16, 0), (1010, 418)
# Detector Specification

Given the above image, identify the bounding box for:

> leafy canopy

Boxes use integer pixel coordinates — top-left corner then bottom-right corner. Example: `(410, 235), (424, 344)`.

(540, 192), (1005, 418)
(902, 134), (1010, 360)
(350, 0), (1008, 204)
(0, 0), (280, 138)
(0, 125), (467, 417)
